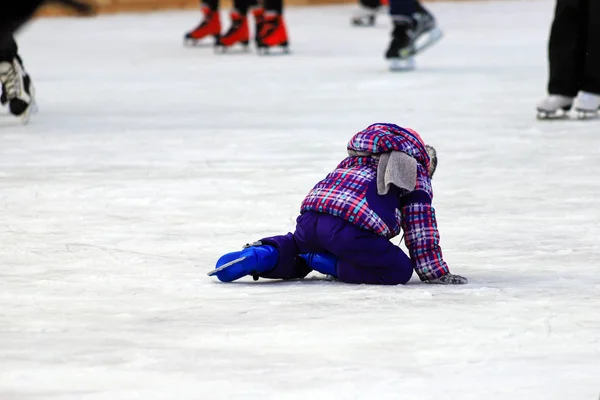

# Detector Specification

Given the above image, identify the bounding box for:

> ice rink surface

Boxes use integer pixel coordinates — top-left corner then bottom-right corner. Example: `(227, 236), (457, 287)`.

(1, 0), (600, 398)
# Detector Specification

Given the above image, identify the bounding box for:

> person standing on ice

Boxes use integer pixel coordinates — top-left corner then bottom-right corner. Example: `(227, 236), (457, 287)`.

(184, 0), (289, 53)
(0, 0), (94, 123)
(536, 0), (600, 119)
(351, 0), (443, 71)
(0, 35), (35, 122)
(384, 0), (443, 70)
(208, 123), (467, 285)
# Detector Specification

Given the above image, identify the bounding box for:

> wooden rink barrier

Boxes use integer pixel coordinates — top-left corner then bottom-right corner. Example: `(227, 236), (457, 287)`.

(37, 0), (472, 17)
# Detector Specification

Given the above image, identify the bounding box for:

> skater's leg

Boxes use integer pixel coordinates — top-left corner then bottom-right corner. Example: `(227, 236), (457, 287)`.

(361, 0), (383, 10)
(409, 0), (442, 54)
(1, 0), (93, 41)
(256, 0), (288, 50)
(385, 0), (417, 69)
(547, 0), (587, 97)
(258, 212), (331, 279)
(314, 214), (414, 285)
(257, 233), (312, 280)
(569, 0), (600, 116)
(413, 0), (426, 14)
(0, 35), (17, 106)
(0, 36), (17, 62)
(205, 0), (220, 11)
(216, 0), (252, 48)
(0, 35), (35, 120)
(582, 0), (600, 95)
(184, 0), (222, 42)
(263, 0), (282, 14)
(210, 213), (323, 282)
(388, 0), (414, 23)
(234, 0), (252, 14)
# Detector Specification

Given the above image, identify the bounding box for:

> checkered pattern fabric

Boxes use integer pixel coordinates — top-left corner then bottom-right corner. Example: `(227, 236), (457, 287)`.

(300, 123), (435, 237)
(300, 156), (397, 237)
(401, 202), (449, 280)
(347, 123), (431, 171)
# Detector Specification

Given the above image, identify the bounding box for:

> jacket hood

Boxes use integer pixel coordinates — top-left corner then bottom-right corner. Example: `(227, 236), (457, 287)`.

(347, 123), (431, 172)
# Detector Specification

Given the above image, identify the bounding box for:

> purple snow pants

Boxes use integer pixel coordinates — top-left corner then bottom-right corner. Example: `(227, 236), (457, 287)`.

(258, 212), (414, 285)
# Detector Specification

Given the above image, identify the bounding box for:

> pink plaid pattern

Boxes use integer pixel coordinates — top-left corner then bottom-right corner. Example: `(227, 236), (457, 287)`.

(401, 202), (449, 280)
(348, 123), (433, 196)
(347, 123), (431, 172)
(301, 123), (436, 238)
(300, 157), (396, 237)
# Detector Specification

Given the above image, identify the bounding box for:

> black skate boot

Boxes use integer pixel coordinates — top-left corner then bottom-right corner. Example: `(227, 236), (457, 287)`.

(410, 2), (443, 56)
(385, 20), (415, 71)
(1, 82), (7, 106)
(0, 55), (36, 123)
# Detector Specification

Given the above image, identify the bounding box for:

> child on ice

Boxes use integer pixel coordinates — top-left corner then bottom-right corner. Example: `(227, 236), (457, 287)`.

(208, 123), (467, 285)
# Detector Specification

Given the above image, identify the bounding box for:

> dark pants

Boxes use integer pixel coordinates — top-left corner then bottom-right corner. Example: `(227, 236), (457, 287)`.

(202, 0), (280, 14)
(358, 0), (419, 16)
(389, 0), (415, 18)
(548, 0), (600, 96)
(259, 212), (414, 285)
(0, 35), (17, 62)
(1, 0), (92, 44)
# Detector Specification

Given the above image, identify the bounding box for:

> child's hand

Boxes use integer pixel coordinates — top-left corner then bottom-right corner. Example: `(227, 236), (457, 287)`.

(426, 273), (468, 285)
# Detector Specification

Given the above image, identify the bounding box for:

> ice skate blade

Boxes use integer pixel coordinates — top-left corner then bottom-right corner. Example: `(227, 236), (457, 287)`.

(575, 109), (599, 120)
(257, 45), (291, 56)
(214, 44), (251, 54)
(184, 37), (219, 48)
(207, 256), (247, 276)
(536, 110), (569, 120)
(19, 86), (37, 125)
(20, 105), (35, 125)
(412, 27), (443, 56)
(388, 57), (415, 72)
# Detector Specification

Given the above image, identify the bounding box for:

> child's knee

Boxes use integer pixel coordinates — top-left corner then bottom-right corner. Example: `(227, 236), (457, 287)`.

(390, 266), (413, 285)
(337, 261), (413, 285)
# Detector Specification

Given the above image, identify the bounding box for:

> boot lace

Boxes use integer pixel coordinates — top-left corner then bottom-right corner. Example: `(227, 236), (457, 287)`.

(0, 61), (20, 100)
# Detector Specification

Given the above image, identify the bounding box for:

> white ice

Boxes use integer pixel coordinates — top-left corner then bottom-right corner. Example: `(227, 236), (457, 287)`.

(1, 1), (600, 399)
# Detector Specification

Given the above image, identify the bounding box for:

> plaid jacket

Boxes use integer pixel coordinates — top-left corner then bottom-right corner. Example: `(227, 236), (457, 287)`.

(300, 123), (449, 280)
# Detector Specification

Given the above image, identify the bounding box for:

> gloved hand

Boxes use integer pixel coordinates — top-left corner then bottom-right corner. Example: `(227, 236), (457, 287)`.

(426, 273), (468, 285)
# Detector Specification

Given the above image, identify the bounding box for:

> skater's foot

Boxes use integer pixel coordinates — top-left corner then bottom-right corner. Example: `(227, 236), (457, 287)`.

(410, 3), (443, 55)
(208, 241), (279, 282)
(256, 12), (290, 54)
(184, 5), (221, 46)
(536, 94), (573, 119)
(215, 11), (250, 51)
(385, 20), (415, 71)
(0, 56), (36, 123)
(573, 91), (600, 120)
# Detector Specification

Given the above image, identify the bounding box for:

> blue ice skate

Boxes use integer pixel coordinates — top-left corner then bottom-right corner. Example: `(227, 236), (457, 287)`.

(300, 252), (339, 278)
(208, 242), (278, 282)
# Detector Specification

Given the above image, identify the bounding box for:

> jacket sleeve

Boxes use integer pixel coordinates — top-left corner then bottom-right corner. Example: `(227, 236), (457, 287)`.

(400, 190), (450, 281)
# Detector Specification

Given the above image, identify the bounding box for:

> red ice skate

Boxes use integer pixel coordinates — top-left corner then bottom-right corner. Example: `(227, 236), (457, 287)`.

(256, 12), (290, 54)
(184, 6), (221, 46)
(215, 11), (250, 51)
(252, 7), (265, 42)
